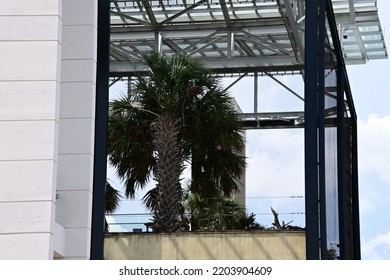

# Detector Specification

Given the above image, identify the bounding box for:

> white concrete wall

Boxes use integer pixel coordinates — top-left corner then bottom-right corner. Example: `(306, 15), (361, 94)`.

(230, 98), (246, 206)
(55, 0), (97, 260)
(0, 0), (63, 259)
(0, 0), (98, 259)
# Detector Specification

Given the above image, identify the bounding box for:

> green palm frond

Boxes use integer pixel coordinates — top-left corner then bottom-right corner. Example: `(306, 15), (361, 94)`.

(105, 180), (122, 214)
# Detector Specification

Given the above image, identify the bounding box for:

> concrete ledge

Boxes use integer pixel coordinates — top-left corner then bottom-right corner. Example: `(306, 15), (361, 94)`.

(104, 231), (306, 260)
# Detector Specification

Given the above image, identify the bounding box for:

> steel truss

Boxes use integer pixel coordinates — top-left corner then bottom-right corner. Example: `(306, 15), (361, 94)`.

(89, 0), (388, 260)
(110, 0), (386, 75)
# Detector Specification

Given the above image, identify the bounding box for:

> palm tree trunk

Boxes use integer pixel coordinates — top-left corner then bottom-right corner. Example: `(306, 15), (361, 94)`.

(153, 114), (183, 232)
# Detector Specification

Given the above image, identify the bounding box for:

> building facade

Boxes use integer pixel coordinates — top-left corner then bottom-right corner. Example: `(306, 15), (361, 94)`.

(0, 0), (97, 259)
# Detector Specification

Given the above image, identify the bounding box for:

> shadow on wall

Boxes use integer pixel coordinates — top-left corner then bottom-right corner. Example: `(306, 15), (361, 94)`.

(103, 231), (306, 260)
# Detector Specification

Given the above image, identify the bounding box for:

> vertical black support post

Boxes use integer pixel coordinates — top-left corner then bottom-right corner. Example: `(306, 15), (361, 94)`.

(304, 0), (321, 260)
(326, 0), (361, 259)
(337, 65), (348, 259)
(317, 0), (328, 260)
(91, 0), (110, 260)
(352, 119), (361, 259)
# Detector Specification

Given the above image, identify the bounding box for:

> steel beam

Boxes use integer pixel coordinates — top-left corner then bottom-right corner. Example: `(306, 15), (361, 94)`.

(91, 0), (110, 260)
(304, 0), (322, 260)
(110, 55), (302, 75)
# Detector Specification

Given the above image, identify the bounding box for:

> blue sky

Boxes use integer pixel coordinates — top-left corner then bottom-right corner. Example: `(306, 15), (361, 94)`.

(107, 1), (390, 260)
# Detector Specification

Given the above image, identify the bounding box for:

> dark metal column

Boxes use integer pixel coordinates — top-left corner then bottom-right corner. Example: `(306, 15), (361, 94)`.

(317, 0), (328, 260)
(325, 0), (361, 259)
(304, 0), (322, 260)
(352, 119), (361, 259)
(91, 0), (110, 260)
(337, 65), (348, 259)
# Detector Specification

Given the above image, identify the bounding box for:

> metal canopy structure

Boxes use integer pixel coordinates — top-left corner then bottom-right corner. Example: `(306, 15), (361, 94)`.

(94, 0), (388, 260)
(110, 0), (387, 75)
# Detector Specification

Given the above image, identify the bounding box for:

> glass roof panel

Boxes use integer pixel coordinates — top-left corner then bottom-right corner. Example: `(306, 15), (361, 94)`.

(110, 0), (387, 75)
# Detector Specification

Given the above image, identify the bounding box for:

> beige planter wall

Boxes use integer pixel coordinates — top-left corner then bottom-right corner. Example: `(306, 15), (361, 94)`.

(104, 231), (306, 260)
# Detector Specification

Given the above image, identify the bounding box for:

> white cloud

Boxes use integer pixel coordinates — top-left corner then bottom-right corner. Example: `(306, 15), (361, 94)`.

(357, 114), (390, 259)
(358, 114), (390, 183)
(362, 231), (390, 260)
(244, 129), (305, 227)
(359, 195), (375, 215)
(357, 114), (390, 220)
(245, 129), (304, 197)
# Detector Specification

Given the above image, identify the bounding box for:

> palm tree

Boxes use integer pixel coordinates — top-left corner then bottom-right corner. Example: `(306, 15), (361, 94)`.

(105, 180), (122, 232)
(182, 188), (266, 231)
(152, 114), (183, 232)
(182, 189), (246, 231)
(108, 52), (245, 232)
(105, 180), (122, 214)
